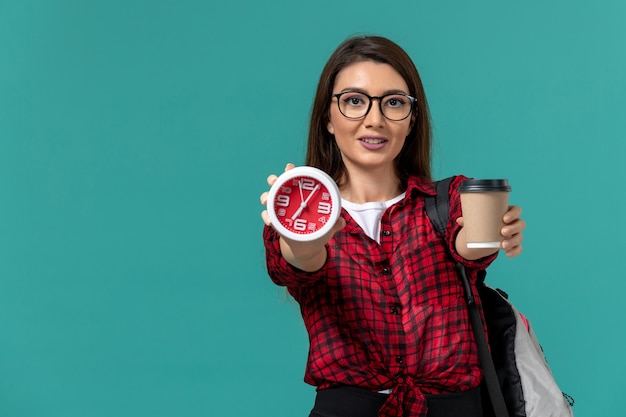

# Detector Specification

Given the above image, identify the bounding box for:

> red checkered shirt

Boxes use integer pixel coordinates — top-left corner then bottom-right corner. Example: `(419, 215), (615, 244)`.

(263, 175), (497, 417)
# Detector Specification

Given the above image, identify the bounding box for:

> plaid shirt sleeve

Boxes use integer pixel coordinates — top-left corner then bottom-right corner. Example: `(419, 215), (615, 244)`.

(263, 225), (330, 287)
(263, 175), (498, 417)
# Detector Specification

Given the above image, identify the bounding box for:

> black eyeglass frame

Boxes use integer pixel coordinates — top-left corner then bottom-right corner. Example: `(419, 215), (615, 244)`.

(332, 91), (417, 121)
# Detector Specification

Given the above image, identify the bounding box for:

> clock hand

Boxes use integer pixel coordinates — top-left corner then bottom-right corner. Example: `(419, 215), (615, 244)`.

(302, 183), (320, 206)
(291, 183), (320, 220)
(298, 180), (305, 203)
(289, 180), (306, 221)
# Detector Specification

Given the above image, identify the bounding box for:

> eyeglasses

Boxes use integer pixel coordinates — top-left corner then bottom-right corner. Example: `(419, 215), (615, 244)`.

(332, 91), (416, 121)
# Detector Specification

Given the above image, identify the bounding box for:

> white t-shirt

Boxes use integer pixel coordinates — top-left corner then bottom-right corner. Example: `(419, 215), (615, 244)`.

(342, 193), (406, 243)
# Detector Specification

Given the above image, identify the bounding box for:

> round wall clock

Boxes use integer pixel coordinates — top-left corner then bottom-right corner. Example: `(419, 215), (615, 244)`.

(267, 166), (341, 241)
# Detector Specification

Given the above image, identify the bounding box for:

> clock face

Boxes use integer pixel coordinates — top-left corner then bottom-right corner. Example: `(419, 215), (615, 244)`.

(267, 166), (341, 241)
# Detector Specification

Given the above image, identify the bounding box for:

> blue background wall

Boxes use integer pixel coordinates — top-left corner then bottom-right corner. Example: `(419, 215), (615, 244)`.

(1, 1), (624, 416)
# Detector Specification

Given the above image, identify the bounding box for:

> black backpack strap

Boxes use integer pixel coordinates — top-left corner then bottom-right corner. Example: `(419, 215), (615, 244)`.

(425, 177), (510, 417)
(424, 177), (454, 239)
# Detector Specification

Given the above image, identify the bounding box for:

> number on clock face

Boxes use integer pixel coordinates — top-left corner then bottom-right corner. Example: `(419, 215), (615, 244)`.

(275, 195), (290, 207)
(317, 201), (332, 215)
(272, 176), (335, 235)
(300, 178), (316, 191)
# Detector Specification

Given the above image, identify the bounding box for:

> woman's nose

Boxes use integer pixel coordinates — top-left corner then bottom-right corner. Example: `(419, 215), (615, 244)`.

(363, 99), (385, 127)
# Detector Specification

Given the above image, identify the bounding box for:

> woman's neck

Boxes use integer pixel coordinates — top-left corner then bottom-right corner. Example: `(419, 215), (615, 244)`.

(340, 166), (403, 204)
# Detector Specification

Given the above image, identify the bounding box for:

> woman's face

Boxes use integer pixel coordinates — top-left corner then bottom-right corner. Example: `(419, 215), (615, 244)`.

(327, 60), (413, 177)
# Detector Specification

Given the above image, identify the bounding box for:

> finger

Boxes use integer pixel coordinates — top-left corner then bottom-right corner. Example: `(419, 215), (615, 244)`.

(503, 206), (522, 224)
(505, 244), (523, 258)
(319, 216), (346, 243)
(501, 218), (526, 237)
(260, 191), (269, 205)
(267, 164), (295, 188)
(502, 232), (523, 250)
(333, 216), (346, 233)
(261, 210), (271, 226)
(267, 174), (278, 187)
(455, 217), (464, 227)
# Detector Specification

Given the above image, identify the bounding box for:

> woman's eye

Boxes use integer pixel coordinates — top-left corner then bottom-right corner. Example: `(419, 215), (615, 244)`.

(384, 96), (405, 107)
(343, 95), (366, 106)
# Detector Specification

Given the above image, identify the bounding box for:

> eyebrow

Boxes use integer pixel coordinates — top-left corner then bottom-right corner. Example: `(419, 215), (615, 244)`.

(337, 87), (410, 96)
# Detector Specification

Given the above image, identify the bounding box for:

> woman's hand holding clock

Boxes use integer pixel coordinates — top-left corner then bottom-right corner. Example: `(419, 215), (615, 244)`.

(260, 163), (345, 272)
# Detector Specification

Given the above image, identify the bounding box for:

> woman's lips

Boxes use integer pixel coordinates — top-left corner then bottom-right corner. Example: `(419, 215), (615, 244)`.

(359, 136), (388, 150)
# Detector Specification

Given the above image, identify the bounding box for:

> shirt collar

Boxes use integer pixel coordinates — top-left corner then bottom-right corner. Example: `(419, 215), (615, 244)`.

(341, 175), (436, 234)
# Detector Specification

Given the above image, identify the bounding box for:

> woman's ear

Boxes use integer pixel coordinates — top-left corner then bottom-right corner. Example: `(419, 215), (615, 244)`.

(409, 114), (416, 132)
(327, 121), (335, 135)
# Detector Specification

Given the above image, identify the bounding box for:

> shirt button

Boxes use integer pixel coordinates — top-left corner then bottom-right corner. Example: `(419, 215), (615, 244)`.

(383, 230), (391, 236)
(390, 307), (399, 315)
(382, 268), (391, 275)
(396, 356), (404, 364)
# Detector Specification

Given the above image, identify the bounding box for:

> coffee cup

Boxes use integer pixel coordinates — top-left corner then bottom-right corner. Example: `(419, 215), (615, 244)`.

(458, 179), (512, 248)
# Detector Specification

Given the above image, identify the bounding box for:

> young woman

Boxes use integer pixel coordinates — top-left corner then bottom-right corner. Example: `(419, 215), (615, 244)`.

(260, 35), (525, 417)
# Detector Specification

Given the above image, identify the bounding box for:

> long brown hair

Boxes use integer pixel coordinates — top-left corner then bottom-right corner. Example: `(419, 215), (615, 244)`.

(306, 35), (432, 187)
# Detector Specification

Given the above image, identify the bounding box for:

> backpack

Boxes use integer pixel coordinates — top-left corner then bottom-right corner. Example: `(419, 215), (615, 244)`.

(424, 177), (575, 417)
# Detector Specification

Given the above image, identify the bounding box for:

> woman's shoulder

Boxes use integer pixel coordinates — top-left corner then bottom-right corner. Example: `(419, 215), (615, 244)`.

(406, 174), (469, 196)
